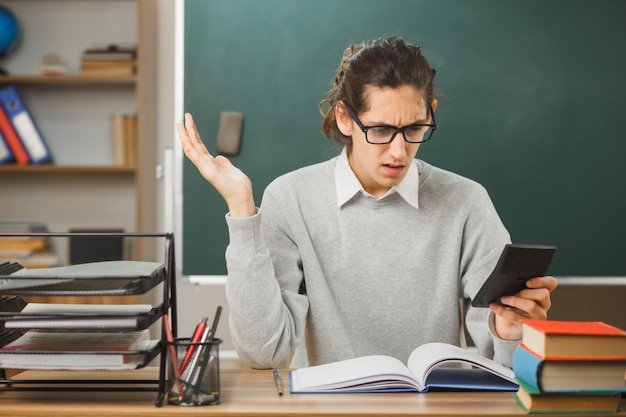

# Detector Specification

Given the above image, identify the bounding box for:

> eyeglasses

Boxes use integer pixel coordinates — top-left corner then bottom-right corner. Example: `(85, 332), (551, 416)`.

(343, 101), (437, 144)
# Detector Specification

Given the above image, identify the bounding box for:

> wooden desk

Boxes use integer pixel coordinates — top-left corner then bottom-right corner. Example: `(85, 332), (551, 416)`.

(0, 368), (623, 416)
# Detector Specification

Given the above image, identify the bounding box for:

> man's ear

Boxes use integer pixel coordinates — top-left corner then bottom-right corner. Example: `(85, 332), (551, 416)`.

(335, 102), (353, 137)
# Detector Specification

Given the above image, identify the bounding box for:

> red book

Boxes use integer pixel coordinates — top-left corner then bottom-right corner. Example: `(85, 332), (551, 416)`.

(0, 104), (29, 164)
(522, 320), (626, 360)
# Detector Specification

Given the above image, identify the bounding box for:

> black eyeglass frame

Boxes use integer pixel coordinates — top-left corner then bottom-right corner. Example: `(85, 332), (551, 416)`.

(343, 100), (437, 144)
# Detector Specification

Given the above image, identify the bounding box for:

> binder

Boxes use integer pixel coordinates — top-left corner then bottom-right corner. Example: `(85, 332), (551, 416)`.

(0, 103), (30, 164)
(0, 129), (12, 164)
(0, 86), (52, 164)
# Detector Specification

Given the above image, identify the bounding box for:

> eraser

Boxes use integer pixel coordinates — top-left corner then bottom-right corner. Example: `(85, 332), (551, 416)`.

(216, 111), (243, 155)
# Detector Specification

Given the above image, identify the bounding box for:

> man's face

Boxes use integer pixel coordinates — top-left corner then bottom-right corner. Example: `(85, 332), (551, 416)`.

(338, 84), (436, 197)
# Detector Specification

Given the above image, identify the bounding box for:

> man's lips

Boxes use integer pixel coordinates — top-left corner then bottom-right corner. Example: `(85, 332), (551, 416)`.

(382, 163), (405, 176)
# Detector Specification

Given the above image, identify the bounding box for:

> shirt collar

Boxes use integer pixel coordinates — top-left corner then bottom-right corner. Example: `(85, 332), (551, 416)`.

(335, 148), (419, 210)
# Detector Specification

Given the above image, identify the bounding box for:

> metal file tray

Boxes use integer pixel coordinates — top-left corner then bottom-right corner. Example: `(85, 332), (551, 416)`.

(0, 260), (166, 296)
(0, 338), (161, 371)
(0, 232), (178, 406)
(0, 296), (162, 331)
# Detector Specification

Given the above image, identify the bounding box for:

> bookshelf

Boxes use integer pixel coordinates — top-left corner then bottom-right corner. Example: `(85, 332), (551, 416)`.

(0, 0), (157, 262)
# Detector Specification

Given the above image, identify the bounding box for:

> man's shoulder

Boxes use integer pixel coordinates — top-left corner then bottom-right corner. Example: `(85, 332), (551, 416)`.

(418, 159), (489, 198)
(416, 159), (484, 189)
(268, 157), (337, 190)
(261, 157), (337, 212)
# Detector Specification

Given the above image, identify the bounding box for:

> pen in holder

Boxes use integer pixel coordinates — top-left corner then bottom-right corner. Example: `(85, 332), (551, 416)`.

(167, 337), (222, 406)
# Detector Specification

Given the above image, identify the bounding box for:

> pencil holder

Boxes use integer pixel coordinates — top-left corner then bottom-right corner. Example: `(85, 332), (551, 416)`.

(167, 337), (222, 406)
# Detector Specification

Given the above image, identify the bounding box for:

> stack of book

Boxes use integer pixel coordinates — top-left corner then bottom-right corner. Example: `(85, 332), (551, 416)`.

(0, 222), (59, 268)
(80, 44), (136, 77)
(513, 319), (626, 414)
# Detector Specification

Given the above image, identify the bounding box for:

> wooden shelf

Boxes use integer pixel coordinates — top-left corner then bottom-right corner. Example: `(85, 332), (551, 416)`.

(0, 165), (136, 175)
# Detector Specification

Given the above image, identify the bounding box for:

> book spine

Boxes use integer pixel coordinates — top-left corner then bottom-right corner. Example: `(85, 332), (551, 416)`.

(0, 86), (52, 164)
(124, 114), (136, 167)
(111, 114), (126, 166)
(512, 344), (543, 393)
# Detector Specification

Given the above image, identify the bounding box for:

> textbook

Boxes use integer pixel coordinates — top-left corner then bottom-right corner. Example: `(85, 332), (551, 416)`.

(513, 343), (626, 393)
(289, 342), (518, 393)
(522, 320), (626, 360)
(513, 379), (622, 414)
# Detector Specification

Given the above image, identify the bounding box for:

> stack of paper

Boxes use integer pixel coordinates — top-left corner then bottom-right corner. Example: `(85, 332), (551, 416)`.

(0, 329), (159, 370)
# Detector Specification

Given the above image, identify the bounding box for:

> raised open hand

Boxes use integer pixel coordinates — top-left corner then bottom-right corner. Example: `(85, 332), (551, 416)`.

(176, 113), (256, 217)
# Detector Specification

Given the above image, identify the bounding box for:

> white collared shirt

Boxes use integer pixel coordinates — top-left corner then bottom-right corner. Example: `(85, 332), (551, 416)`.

(334, 147), (419, 209)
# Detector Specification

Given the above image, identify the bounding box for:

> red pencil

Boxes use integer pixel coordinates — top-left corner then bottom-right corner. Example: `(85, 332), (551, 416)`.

(162, 313), (185, 396)
(179, 316), (207, 373)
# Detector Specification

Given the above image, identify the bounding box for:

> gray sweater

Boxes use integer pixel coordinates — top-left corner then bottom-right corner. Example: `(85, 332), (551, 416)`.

(225, 157), (519, 369)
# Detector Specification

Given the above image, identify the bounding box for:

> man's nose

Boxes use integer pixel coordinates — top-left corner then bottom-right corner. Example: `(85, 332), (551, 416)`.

(387, 131), (408, 158)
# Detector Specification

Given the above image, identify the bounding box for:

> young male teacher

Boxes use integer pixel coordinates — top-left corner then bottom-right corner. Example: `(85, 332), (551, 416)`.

(177, 35), (558, 369)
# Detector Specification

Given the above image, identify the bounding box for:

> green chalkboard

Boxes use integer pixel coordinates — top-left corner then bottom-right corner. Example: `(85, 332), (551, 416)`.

(183, 0), (626, 276)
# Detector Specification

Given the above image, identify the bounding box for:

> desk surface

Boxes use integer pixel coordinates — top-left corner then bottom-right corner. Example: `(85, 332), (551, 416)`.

(0, 368), (623, 417)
